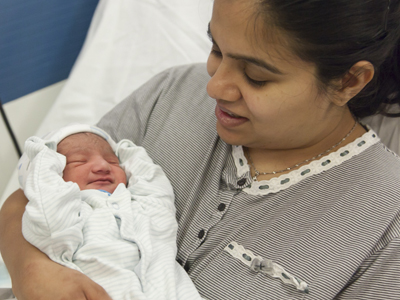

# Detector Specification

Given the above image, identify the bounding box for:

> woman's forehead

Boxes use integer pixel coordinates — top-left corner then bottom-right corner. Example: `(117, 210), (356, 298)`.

(210, 0), (314, 74)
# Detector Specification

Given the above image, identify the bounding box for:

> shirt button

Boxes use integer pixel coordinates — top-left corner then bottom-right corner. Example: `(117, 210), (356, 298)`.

(198, 229), (205, 239)
(184, 262), (190, 272)
(237, 178), (246, 186)
(218, 203), (226, 211)
(112, 203), (119, 210)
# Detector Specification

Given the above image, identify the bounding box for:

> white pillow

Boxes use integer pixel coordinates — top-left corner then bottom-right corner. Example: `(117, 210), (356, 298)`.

(36, 0), (213, 136)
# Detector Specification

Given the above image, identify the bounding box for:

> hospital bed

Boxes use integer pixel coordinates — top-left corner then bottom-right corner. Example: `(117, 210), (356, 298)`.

(0, 0), (211, 297)
(0, 0), (399, 298)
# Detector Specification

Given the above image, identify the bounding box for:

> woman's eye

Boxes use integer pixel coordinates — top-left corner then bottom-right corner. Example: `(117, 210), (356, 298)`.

(244, 73), (268, 87)
(210, 45), (222, 57)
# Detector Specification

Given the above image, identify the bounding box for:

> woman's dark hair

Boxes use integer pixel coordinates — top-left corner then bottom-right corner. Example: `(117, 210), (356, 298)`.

(258, 0), (400, 118)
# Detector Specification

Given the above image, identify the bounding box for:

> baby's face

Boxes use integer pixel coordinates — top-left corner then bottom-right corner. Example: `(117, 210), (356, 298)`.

(57, 133), (127, 193)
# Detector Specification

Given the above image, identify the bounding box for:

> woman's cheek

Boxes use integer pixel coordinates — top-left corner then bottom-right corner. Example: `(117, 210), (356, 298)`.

(245, 96), (274, 120)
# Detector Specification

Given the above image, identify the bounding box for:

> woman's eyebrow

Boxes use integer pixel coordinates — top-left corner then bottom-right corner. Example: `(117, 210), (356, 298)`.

(207, 23), (284, 75)
(228, 54), (284, 75)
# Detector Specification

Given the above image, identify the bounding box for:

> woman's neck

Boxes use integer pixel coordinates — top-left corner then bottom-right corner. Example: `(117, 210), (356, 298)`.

(245, 118), (366, 181)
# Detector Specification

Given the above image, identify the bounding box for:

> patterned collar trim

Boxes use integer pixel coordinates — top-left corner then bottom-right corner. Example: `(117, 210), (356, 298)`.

(232, 129), (380, 196)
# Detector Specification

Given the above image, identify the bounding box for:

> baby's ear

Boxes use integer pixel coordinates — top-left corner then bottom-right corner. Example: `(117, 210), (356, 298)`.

(331, 61), (375, 106)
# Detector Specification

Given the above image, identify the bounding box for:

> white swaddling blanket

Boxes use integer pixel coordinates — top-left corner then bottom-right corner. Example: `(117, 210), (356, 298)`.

(20, 124), (201, 300)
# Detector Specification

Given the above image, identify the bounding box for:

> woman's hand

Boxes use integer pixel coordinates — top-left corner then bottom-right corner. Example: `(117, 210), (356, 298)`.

(14, 258), (112, 300)
(0, 189), (112, 300)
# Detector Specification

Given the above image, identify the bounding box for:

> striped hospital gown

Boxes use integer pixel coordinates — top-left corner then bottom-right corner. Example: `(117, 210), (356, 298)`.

(98, 63), (400, 299)
(21, 137), (202, 299)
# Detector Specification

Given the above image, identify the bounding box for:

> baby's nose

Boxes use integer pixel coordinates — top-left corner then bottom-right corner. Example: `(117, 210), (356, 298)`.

(92, 157), (111, 173)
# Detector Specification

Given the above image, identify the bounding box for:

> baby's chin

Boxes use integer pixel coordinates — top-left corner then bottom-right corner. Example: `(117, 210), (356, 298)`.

(84, 182), (120, 194)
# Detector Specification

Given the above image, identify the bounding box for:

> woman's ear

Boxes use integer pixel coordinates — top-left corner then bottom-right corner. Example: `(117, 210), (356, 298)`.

(333, 61), (375, 106)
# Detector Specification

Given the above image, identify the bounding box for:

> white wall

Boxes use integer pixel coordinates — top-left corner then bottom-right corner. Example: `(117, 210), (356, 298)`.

(0, 81), (66, 204)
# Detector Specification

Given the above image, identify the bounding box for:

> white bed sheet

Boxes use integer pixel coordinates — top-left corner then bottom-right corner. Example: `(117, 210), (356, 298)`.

(37, 0), (212, 135)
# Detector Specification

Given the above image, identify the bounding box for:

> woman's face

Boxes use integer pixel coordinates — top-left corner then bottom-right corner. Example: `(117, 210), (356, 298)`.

(207, 0), (347, 150)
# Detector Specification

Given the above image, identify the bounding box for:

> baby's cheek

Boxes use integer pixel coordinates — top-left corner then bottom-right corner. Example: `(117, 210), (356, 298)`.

(122, 172), (128, 186)
(62, 167), (71, 181)
(62, 166), (81, 185)
(115, 167), (127, 186)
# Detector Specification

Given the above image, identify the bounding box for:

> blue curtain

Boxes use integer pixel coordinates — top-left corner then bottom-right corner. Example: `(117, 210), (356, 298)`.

(0, 0), (99, 104)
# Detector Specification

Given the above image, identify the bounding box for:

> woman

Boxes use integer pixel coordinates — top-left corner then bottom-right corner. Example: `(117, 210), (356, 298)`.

(1, 0), (400, 299)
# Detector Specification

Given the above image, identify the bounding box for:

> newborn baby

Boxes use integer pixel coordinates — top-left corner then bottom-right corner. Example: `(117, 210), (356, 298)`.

(19, 124), (202, 300)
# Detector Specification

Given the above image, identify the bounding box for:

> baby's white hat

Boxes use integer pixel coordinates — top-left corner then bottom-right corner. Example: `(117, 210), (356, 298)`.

(18, 123), (117, 188)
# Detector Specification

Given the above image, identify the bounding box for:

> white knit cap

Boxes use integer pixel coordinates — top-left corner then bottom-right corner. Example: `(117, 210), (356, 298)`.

(18, 124), (117, 188)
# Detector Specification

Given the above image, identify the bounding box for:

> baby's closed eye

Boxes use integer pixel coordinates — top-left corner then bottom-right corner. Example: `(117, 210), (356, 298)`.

(66, 157), (88, 166)
(104, 154), (120, 165)
(66, 162), (87, 169)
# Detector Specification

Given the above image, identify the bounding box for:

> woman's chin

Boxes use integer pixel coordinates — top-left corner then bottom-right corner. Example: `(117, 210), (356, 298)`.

(216, 123), (247, 146)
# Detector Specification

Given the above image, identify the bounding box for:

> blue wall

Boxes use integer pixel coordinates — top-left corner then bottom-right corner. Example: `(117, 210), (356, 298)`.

(0, 0), (99, 104)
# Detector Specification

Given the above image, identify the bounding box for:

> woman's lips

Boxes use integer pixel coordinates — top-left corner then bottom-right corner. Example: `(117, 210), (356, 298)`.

(215, 105), (248, 128)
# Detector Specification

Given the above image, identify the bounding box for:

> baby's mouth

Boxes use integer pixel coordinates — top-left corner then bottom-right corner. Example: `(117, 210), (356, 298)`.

(91, 178), (113, 184)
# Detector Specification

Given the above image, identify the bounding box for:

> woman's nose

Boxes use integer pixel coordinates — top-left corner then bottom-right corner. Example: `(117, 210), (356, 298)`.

(206, 56), (242, 102)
